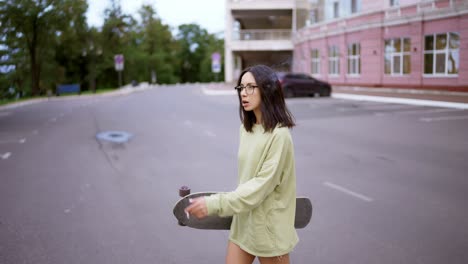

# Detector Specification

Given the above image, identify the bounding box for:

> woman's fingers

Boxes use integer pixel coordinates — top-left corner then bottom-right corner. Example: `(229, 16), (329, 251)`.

(185, 199), (197, 212)
(184, 197), (208, 219)
(185, 198), (201, 214)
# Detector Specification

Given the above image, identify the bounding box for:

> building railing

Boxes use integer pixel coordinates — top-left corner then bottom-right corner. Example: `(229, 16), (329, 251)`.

(233, 30), (292, 41)
(229, 0), (291, 3)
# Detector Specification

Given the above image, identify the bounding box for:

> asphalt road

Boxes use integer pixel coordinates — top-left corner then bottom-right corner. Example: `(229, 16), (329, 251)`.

(1, 84), (467, 264)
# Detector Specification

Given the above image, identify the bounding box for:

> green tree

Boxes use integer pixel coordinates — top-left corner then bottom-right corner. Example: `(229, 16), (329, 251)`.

(99, 4), (180, 86)
(176, 24), (209, 83)
(199, 33), (224, 82)
(98, 0), (137, 88)
(54, 1), (89, 90)
(176, 24), (224, 83)
(0, 25), (29, 98)
(82, 27), (105, 92)
(0, 0), (88, 96)
(1, 0), (225, 99)
(137, 5), (179, 84)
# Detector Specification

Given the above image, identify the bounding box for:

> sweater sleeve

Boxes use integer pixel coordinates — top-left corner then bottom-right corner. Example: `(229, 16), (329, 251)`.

(205, 130), (291, 217)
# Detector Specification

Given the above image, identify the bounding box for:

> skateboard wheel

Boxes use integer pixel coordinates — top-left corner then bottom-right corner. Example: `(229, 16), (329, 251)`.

(178, 221), (187, 226)
(179, 186), (191, 197)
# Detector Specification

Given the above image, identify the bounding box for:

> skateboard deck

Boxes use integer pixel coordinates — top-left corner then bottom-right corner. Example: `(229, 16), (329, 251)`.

(173, 192), (312, 230)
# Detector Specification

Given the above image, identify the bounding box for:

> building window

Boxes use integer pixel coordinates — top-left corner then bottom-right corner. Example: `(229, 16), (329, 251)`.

(424, 32), (459, 75)
(333, 2), (339, 18)
(311, 49), (320, 74)
(347, 43), (360, 75)
(309, 9), (318, 24)
(351, 0), (358, 13)
(328, 45), (340, 75)
(390, 0), (399, 7)
(384, 38), (411, 75)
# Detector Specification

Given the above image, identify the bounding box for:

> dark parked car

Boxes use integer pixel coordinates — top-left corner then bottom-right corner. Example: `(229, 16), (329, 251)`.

(276, 72), (332, 98)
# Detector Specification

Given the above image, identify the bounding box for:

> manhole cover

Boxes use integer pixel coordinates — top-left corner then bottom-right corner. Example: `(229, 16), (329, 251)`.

(96, 131), (132, 143)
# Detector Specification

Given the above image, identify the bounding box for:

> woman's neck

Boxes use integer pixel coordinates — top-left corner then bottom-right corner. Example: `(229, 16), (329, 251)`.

(254, 109), (262, 124)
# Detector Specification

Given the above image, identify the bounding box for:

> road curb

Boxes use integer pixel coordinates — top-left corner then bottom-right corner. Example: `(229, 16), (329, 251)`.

(0, 84), (155, 111)
(332, 93), (468, 109)
(334, 86), (468, 97)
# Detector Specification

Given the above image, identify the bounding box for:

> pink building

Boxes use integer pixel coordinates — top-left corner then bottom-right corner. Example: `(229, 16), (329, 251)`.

(293, 0), (468, 91)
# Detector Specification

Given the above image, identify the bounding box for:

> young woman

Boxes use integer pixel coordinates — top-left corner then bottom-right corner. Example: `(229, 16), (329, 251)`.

(186, 65), (298, 264)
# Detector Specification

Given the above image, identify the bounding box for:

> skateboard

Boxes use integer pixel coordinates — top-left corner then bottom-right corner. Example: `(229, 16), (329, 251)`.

(173, 191), (312, 230)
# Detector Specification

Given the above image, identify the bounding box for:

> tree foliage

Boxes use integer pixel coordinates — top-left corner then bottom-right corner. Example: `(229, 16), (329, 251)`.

(0, 0), (224, 99)
(0, 0), (89, 96)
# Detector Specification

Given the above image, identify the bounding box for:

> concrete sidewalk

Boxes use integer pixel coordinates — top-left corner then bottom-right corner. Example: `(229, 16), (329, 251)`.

(332, 86), (468, 104)
(331, 86), (468, 109)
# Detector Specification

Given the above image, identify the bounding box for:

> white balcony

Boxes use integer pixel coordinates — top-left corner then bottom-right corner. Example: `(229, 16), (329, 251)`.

(233, 29), (292, 40)
(228, 0), (295, 10)
(230, 30), (293, 51)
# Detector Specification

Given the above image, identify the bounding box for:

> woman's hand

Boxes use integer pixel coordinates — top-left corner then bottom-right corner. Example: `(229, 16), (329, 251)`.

(185, 197), (208, 219)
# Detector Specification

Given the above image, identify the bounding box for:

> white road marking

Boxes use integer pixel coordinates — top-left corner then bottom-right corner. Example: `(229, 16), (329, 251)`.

(0, 137), (25, 144)
(358, 101), (390, 106)
(420, 115), (468, 122)
(336, 107), (354, 112)
(49, 117), (57, 122)
(376, 108), (462, 116)
(323, 181), (373, 202)
(362, 104), (415, 110)
(204, 130), (217, 137)
(1, 152), (12, 160)
(32, 130), (39, 135)
(201, 87), (236, 96)
(332, 93), (468, 109)
(337, 104), (414, 113)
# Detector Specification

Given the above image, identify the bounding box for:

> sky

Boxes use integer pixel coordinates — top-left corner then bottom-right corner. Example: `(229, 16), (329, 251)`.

(86, 0), (225, 34)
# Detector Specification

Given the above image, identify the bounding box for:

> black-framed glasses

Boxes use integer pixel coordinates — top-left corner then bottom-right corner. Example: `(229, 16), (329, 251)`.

(234, 84), (258, 95)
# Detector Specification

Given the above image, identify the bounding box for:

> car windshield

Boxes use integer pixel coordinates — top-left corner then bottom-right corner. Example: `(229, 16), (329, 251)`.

(276, 72), (286, 80)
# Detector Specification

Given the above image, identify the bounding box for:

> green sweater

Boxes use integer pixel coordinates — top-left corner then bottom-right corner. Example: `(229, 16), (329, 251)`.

(205, 124), (299, 257)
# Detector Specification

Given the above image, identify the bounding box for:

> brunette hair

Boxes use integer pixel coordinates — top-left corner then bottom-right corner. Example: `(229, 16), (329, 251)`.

(237, 65), (295, 132)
